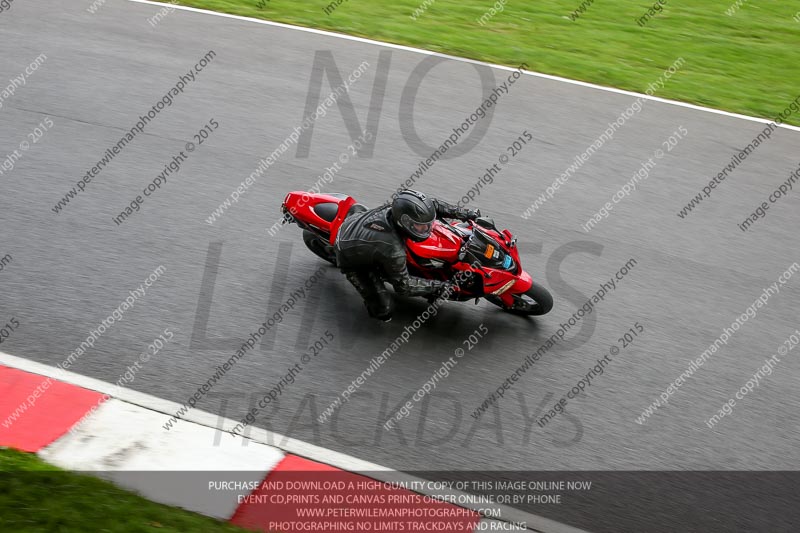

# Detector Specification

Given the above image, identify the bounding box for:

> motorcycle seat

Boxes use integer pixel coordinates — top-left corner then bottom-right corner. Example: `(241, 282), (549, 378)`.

(347, 203), (368, 217)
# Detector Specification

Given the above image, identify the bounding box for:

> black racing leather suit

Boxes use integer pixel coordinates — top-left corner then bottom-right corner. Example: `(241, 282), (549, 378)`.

(334, 199), (473, 320)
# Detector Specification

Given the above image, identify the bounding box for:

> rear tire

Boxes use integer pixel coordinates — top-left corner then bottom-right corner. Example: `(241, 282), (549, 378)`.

(303, 230), (336, 265)
(486, 283), (553, 316)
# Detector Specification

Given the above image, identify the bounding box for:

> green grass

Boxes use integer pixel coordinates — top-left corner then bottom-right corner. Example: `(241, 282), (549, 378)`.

(0, 447), (248, 533)
(173, 0), (800, 125)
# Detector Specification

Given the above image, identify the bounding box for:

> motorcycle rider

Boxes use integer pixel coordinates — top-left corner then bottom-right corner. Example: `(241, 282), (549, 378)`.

(334, 189), (479, 321)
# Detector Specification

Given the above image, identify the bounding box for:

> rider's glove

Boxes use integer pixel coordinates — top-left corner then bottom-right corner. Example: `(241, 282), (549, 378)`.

(465, 209), (481, 221)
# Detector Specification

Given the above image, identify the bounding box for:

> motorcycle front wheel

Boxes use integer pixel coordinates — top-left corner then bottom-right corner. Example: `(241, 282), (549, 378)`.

(486, 283), (553, 316)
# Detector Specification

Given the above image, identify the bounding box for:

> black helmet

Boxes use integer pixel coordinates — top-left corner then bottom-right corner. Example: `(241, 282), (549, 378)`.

(391, 189), (435, 242)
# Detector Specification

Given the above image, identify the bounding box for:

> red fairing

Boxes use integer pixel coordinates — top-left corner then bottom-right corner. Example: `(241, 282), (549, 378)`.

(499, 269), (533, 307)
(406, 220), (534, 301)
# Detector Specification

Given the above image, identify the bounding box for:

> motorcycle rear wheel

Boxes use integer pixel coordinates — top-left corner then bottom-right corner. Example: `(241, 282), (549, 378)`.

(486, 284), (553, 316)
(303, 230), (336, 265)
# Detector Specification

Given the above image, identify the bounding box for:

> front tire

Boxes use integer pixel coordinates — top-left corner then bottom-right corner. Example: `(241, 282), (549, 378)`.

(303, 230), (336, 265)
(486, 283), (553, 316)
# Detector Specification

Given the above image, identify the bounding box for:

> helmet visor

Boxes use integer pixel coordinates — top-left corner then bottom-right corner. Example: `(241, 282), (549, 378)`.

(400, 213), (433, 240)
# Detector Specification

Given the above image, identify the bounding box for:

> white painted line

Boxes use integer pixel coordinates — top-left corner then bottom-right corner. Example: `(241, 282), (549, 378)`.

(40, 398), (284, 519)
(40, 398), (285, 471)
(1, 351), (586, 532)
(127, 0), (800, 133)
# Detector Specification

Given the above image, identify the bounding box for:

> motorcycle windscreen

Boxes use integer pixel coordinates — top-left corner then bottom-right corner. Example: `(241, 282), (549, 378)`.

(466, 229), (514, 270)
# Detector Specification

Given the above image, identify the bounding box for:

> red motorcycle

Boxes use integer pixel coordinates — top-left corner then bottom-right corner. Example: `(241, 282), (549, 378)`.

(280, 192), (553, 316)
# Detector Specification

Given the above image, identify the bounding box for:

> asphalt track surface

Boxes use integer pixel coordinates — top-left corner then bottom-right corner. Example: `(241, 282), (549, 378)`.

(2, 1), (799, 531)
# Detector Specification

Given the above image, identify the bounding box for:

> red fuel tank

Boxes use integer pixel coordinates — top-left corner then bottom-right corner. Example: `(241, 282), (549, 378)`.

(405, 221), (463, 263)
